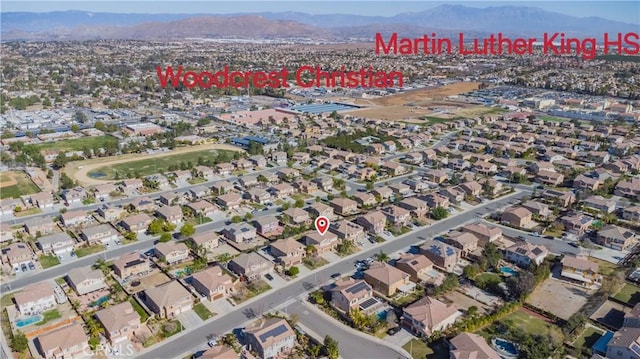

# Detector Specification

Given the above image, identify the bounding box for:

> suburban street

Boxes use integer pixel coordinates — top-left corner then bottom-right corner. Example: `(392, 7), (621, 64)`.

(138, 188), (532, 359)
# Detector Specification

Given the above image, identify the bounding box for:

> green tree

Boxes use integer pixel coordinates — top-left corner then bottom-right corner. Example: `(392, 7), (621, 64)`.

(70, 124), (80, 133)
(215, 253), (232, 264)
(431, 206), (448, 220)
(10, 332), (28, 352)
(373, 250), (389, 263)
(147, 219), (165, 235)
(93, 258), (111, 276)
(159, 232), (172, 242)
(180, 223), (196, 237)
(123, 231), (137, 242)
(231, 215), (242, 223)
(482, 243), (502, 270)
(323, 335), (339, 359)
(294, 198), (305, 208)
(286, 266), (300, 276)
(94, 121), (106, 131)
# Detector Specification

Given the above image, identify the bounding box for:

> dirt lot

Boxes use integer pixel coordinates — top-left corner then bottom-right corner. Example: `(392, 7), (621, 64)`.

(443, 290), (491, 315)
(342, 82), (483, 121)
(66, 143), (244, 186)
(527, 278), (595, 320)
(590, 300), (631, 330)
(126, 271), (172, 294)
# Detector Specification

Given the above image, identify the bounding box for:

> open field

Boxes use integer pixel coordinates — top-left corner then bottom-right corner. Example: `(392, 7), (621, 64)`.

(65, 143), (244, 186)
(527, 278), (594, 320)
(343, 82), (482, 121)
(503, 309), (564, 343)
(0, 171), (40, 199)
(25, 135), (119, 152)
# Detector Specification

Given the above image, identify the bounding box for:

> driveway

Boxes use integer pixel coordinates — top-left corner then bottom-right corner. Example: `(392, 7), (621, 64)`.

(201, 297), (235, 316)
(177, 309), (203, 329)
(382, 327), (414, 347)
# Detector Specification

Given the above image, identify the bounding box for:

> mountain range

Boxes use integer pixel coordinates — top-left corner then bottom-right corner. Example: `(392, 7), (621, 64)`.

(2, 5), (637, 41)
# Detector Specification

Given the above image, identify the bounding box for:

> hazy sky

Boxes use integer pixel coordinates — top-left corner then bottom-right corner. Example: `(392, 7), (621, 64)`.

(3, 1), (640, 24)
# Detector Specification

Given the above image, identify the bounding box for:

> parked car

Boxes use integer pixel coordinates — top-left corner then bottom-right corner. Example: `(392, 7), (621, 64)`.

(387, 326), (401, 335)
(265, 273), (274, 281)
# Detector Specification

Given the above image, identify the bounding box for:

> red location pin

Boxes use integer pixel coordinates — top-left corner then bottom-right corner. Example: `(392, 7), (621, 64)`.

(315, 216), (330, 236)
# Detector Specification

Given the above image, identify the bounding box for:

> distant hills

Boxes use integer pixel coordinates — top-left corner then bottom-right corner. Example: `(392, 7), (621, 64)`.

(2, 5), (637, 41)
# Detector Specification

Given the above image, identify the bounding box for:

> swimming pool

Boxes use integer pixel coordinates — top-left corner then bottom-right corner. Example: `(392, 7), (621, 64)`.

(492, 338), (519, 358)
(16, 315), (42, 328)
(500, 266), (518, 276)
(376, 310), (387, 321)
(89, 295), (110, 307)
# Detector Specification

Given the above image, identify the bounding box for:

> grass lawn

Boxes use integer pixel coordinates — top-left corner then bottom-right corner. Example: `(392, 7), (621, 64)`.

(37, 309), (61, 326)
(503, 309), (564, 343)
(0, 294), (14, 309)
(25, 135), (119, 152)
(74, 244), (106, 258)
(589, 258), (619, 277)
(613, 283), (640, 306)
(193, 303), (214, 320)
(402, 339), (448, 359)
(233, 280), (272, 303)
(14, 207), (42, 217)
(129, 298), (149, 322)
(39, 254), (60, 269)
(87, 149), (237, 180)
(188, 178), (207, 185)
(0, 172), (41, 200)
(388, 226), (411, 236)
(303, 256), (329, 270)
(538, 115), (570, 122)
(572, 326), (604, 350)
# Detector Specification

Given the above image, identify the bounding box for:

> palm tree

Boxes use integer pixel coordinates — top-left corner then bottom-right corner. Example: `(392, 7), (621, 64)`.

(374, 250), (389, 263)
(93, 258), (110, 276)
(86, 317), (105, 339)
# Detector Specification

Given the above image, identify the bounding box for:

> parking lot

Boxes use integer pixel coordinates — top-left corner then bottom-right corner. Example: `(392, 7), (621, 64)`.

(527, 278), (594, 320)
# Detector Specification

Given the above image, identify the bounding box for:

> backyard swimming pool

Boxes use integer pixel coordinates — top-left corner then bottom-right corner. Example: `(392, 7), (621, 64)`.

(15, 315), (42, 328)
(89, 295), (110, 307)
(492, 338), (519, 358)
(376, 310), (387, 321)
(500, 266), (518, 276)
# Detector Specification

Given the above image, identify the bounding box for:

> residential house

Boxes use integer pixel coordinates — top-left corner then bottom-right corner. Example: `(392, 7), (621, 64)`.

(372, 187), (394, 202)
(215, 163), (234, 176)
(13, 282), (56, 315)
(62, 186), (87, 205)
(216, 193), (243, 209)
(95, 301), (141, 344)
(158, 192), (181, 207)
(143, 281), (193, 318)
(129, 197), (155, 212)
(364, 262), (413, 297)
(382, 205), (411, 226)
(1, 242), (34, 271)
(119, 179), (144, 194)
(35, 322), (89, 359)
(473, 160), (497, 176)
(356, 211), (387, 235)
(424, 169), (448, 184)
(93, 183), (118, 201)
(60, 210), (92, 227)
(442, 231), (479, 257)
(271, 151), (288, 165)
(461, 223), (502, 245)
(155, 242), (190, 265)
(120, 213), (153, 234)
(247, 188), (272, 204)
(304, 231), (339, 254)
(194, 165), (215, 179)
(606, 327), (640, 359)
(187, 186), (210, 201)
(329, 197), (358, 216)
(222, 223), (257, 243)
(293, 179), (318, 194)
(540, 189), (576, 208)
(329, 220), (365, 243)
(521, 200), (552, 219)
(583, 195), (617, 214)
(311, 177), (333, 192)
(615, 178), (640, 199)
(421, 193), (450, 209)
(211, 181), (234, 195)
(24, 217), (56, 236)
(448, 332), (500, 359)
(37, 232), (75, 255)
(249, 155), (267, 168)
(536, 170), (564, 186)
(353, 192), (377, 208)
(191, 265), (236, 300)
(96, 205), (125, 222)
(398, 197), (429, 218)
(283, 208), (311, 225)
(253, 216), (280, 236)
(243, 317), (297, 359)
(66, 267), (108, 295)
(401, 296), (460, 338)
(239, 175), (259, 188)
(573, 174), (602, 192)
(329, 279), (383, 315)
(561, 213), (594, 235)
(186, 200), (216, 217)
(420, 239), (461, 273)
(276, 168), (299, 182)
(505, 243), (549, 267)
(228, 253), (274, 280)
(501, 206), (534, 228)
(460, 181), (482, 197)
(113, 252), (150, 279)
(307, 202), (335, 221)
(561, 255), (602, 288)
(623, 207), (640, 222)
(271, 183), (296, 199)
(189, 231), (219, 253)
(155, 205), (184, 225)
(439, 187), (465, 204)
(269, 238), (306, 268)
(596, 225), (637, 251)
(31, 192), (54, 209)
(395, 253), (434, 282)
(80, 224), (119, 245)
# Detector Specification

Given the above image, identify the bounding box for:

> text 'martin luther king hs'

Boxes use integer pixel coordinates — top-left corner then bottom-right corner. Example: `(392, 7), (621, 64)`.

(157, 31), (639, 91)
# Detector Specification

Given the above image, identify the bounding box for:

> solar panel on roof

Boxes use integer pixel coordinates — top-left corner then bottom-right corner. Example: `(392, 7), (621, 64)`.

(346, 281), (369, 294)
(446, 248), (455, 256)
(532, 248), (543, 255)
(258, 324), (288, 343)
(359, 297), (380, 310)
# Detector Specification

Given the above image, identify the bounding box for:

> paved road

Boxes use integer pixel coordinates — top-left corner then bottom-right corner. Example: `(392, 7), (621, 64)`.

(486, 220), (581, 256)
(138, 188), (531, 359)
(288, 300), (408, 359)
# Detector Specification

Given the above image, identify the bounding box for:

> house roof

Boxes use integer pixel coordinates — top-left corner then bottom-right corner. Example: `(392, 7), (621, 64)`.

(506, 243), (548, 259)
(155, 242), (188, 257)
(562, 255), (599, 272)
(403, 296), (458, 332)
(599, 225), (636, 241)
(191, 266), (234, 291)
(67, 267), (104, 286)
(396, 254), (433, 272)
(144, 280), (191, 308)
(36, 322), (88, 356)
(503, 206), (533, 219)
(270, 238), (305, 255)
(449, 332), (501, 359)
(231, 252), (272, 269)
(200, 346), (238, 359)
(244, 317), (295, 349)
(421, 239), (459, 258)
(14, 282), (54, 307)
(364, 262), (410, 285)
(95, 301), (140, 333)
